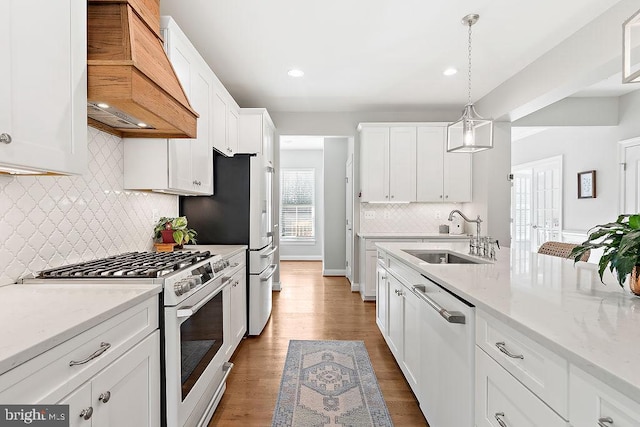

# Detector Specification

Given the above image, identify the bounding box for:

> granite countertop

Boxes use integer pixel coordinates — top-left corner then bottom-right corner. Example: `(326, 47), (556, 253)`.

(0, 283), (161, 376)
(182, 244), (247, 258)
(376, 241), (640, 403)
(357, 232), (470, 239)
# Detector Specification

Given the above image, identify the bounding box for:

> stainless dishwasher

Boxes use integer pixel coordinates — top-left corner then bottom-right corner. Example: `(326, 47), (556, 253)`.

(413, 274), (475, 427)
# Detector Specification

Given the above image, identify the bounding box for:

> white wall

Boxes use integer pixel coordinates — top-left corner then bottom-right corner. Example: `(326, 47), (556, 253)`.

(0, 127), (178, 286)
(279, 149), (324, 260)
(465, 122), (513, 246)
(512, 126), (619, 232)
(619, 90), (640, 142)
(323, 138), (348, 274)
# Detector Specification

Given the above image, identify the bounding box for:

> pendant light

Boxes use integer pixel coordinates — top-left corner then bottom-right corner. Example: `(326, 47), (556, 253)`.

(447, 14), (493, 153)
(623, 8), (640, 84)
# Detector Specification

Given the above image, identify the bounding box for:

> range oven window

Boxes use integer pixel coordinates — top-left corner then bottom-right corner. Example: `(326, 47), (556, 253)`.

(180, 290), (223, 400)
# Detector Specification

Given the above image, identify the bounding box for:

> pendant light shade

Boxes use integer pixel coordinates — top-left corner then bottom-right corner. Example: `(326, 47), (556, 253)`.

(623, 8), (640, 84)
(447, 14), (494, 153)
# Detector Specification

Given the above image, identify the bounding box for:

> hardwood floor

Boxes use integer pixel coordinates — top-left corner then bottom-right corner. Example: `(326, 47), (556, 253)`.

(209, 261), (427, 426)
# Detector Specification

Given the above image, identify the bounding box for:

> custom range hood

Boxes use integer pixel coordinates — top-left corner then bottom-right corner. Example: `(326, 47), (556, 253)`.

(87, 0), (197, 138)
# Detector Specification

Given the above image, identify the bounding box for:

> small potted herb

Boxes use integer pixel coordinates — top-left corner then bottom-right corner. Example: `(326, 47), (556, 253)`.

(570, 214), (640, 294)
(153, 216), (197, 247)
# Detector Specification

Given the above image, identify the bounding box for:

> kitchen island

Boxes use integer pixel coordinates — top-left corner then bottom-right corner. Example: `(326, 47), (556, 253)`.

(377, 241), (640, 426)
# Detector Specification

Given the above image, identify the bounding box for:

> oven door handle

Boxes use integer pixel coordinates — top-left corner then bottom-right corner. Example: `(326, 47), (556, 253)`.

(261, 246), (277, 258)
(260, 264), (277, 281)
(176, 278), (231, 319)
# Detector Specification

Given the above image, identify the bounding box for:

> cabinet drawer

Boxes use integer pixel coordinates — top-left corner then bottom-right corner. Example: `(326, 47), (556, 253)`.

(0, 297), (158, 404)
(570, 365), (640, 427)
(476, 310), (569, 419)
(476, 347), (567, 427)
(365, 238), (420, 250)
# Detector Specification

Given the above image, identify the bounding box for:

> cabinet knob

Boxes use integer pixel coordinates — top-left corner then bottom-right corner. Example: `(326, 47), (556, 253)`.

(0, 133), (11, 144)
(385, 195), (389, 199)
(79, 407), (93, 420)
(439, 195), (443, 199)
(445, 195), (449, 199)
(391, 195), (394, 199)
(98, 391), (111, 403)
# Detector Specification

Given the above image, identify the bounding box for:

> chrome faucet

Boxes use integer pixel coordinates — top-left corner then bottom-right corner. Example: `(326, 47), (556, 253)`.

(448, 210), (482, 240)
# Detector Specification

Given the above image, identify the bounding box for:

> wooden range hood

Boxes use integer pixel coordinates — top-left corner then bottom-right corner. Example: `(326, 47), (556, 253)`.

(87, 0), (198, 138)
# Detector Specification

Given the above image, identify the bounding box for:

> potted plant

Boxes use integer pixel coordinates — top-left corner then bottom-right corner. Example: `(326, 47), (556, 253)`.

(153, 216), (197, 247)
(570, 214), (640, 294)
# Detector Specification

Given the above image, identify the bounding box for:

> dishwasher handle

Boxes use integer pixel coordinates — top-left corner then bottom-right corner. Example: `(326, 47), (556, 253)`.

(412, 285), (466, 324)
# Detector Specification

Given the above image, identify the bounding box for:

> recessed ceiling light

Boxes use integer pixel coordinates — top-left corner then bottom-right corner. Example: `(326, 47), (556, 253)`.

(97, 102), (110, 109)
(443, 67), (458, 76)
(137, 122), (148, 128)
(287, 69), (304, 77)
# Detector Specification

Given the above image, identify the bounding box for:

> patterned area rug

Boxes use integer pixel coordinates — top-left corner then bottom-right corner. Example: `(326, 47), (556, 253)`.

(272, 340), (393, 427)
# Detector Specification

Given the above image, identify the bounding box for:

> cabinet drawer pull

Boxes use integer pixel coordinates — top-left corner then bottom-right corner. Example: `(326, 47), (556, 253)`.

(0, 133), (11, 144)
(79, 407), (93, 420)
(494, 412), (507, 427)
(69, 342), (111, 366)
(598, 417), (614, 427)
(99, 391), (111, 403)
(495, 342), (524, 359)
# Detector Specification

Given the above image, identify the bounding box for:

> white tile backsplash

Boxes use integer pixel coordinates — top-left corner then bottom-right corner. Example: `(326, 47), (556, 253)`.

(0, 127), (178, 285)
(359, 202), (465, 233)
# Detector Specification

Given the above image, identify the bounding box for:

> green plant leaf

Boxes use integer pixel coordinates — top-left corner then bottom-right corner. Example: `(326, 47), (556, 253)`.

(629, 215), (640, 230)
(173, 229), (184, 244)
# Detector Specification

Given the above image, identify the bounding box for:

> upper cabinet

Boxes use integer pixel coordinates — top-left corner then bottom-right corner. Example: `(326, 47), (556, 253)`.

(359, 125), (417, 203)
(416, 125), (472, 202)
(239, 108), (276, 164)
(123, 17), (213, 195)
(0, 0), (87, 175)
(212, 85), (241, 156)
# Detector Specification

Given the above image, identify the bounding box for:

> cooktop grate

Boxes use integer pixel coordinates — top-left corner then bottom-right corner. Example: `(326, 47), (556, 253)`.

(37, 251), (212, 279)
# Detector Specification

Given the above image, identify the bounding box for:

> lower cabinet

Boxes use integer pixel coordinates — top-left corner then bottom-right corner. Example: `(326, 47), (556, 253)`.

(375, 260), (388, 334)
(475, 347), (566, 427)
(570, 365), (640, 427)
(386, 273), (404, 360)
(60, 331), (160, 427)
(401, 284), (420, 392)
(229, 265), (247, 351)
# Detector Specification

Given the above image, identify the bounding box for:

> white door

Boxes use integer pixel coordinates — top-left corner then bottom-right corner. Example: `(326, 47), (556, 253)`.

(345, 155), (354, 283)
(621, 140), (640, 213)
(512, 156), (562, 252)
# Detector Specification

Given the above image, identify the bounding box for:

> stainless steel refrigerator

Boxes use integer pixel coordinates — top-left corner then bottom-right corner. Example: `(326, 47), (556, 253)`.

(180, 152), (277, 335)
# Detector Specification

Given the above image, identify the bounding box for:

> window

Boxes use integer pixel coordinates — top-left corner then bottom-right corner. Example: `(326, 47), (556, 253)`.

(280, 169), (315, 240)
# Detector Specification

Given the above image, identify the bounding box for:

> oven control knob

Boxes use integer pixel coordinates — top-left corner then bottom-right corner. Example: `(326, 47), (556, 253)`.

(174, 282), (184, 296)
(191, 276), (202, 287)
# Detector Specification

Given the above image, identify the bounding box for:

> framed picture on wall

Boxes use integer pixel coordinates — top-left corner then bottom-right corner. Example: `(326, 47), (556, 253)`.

(578, 170), (596, 199)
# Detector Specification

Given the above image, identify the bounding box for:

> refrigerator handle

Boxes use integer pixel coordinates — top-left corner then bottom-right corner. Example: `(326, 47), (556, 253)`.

(261, 246), (277, 258)
(260, 264), (278, 281)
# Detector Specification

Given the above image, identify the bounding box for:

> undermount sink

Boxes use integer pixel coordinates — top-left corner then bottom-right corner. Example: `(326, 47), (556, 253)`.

(403, 250), (488, 264)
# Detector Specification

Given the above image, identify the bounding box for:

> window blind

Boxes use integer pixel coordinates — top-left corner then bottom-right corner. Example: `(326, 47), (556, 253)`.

(280, 169), (315, 239)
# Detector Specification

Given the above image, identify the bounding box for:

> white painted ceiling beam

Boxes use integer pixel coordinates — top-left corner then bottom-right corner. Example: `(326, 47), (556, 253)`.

(476, 0), (640, 122)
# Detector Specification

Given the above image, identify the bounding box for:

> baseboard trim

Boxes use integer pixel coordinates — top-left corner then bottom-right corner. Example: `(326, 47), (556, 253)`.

(272, 281), (282, 291)
(351, 282), (360, 292)
(280, 255), (323, 261)
(323, 269), (346, 276)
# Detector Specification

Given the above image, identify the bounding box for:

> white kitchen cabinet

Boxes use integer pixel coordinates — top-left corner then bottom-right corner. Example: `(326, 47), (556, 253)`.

(359, 125), (416, 202)
(475, 347), (567, 427)
(375, 259), (388, 334)
(212, 85), (241, 157)
(416, 125), (472, 202)
(124, 17), (213, 195)
(229, 265), (247, 351)
(570, 365), (640, 427)
(60, 331), (161, 427)
(401, 283), (420, 392)
(0, 0), (87, 175)
(386, 273), (404, 360)
(0, 296), (160, 426)
(238, 108), (276, 163)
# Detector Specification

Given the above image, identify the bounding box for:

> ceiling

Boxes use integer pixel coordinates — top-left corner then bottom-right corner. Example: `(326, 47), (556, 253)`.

(280, 136), (325, 150)
(161, 0), (623, 113)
